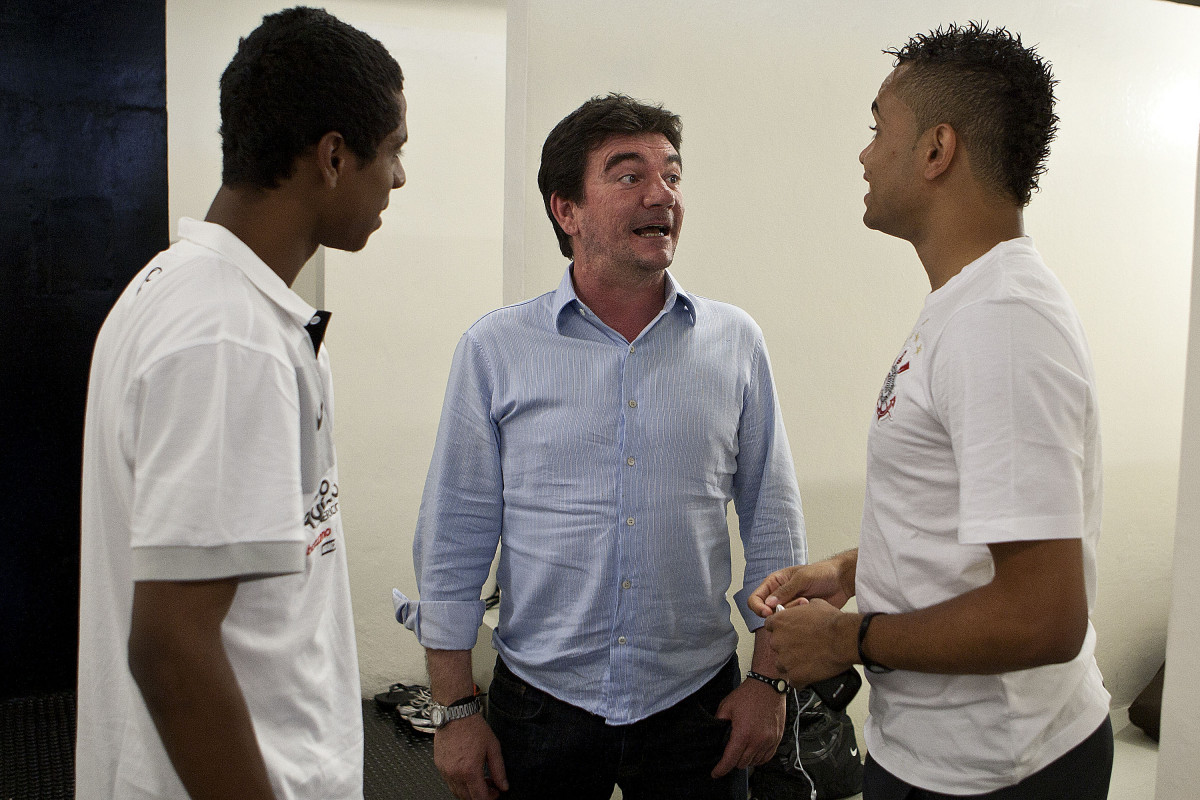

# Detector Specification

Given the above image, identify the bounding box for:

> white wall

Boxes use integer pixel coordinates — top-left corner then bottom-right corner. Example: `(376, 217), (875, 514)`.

(166, 0), (508, 691)
(167, 0), (1200, 749)
(505, 0), (1200, 735)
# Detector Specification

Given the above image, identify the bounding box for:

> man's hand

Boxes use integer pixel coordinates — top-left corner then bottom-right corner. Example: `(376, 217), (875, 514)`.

(433, 713), (508, 800)
(764, 600), (859, 688)
(710, 679), (786, 778)
(749, 549), (858, 618)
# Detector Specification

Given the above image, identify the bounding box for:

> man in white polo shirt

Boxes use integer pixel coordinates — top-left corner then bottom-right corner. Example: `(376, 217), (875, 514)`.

(76, 8), (406, 799)
(751, 23), (1112, 800)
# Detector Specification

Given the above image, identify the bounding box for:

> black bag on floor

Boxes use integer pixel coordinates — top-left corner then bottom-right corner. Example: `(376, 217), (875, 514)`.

(750, 687), (863, 800)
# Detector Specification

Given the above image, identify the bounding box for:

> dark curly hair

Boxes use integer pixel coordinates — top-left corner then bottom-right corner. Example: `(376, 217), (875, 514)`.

(538, 94), (682, 258)
(885, 22), (1058, 206)
(219, 6), (404, 189)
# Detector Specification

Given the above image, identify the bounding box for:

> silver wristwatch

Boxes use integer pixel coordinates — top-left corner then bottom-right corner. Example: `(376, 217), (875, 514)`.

(428, 696), (483, 729)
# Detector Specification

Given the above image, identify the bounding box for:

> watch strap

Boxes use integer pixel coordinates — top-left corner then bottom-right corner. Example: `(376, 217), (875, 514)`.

(746, 670), (789, 694)
(431, 694), (483, 729)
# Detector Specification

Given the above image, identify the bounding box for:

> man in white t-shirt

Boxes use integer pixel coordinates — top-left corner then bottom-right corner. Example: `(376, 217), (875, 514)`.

(76, 8), (407, 799)
(751, 23), (1113, 799)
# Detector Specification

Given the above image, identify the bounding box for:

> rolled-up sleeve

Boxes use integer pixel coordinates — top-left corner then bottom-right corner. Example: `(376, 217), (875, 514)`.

(730, 334), (807, 630)
(396, 333), (503, 650)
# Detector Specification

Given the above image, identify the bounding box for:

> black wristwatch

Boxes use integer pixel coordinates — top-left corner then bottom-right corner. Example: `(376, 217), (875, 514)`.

(858, 612), (895, 674)
(746, 670), (789, 694)
(428, 694), (483, 729)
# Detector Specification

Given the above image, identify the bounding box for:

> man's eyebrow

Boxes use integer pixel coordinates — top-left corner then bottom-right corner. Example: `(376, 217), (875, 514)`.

(602, 151), (646, 172)
(602, 151), (683, 172)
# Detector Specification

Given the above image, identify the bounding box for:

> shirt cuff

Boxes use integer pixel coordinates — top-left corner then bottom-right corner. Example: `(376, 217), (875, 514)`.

(733, 586), (767, 632)
(392, 589), (486, 650)
(132, 541), (304, 581)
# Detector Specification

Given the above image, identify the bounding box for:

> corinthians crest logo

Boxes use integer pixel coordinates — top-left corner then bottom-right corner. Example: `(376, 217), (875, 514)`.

(877, 325), (925, 422)
(876, 349), (910, 421)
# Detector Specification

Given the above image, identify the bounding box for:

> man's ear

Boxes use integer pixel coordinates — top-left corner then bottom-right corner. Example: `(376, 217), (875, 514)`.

(315, 131), (348, 188)
(549, 192), (580, 237)
(923, 123), (957, 181)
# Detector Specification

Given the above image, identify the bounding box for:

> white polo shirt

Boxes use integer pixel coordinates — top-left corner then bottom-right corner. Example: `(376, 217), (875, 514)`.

(857, 237), (1110, 795)
(77, 218), (362, 799)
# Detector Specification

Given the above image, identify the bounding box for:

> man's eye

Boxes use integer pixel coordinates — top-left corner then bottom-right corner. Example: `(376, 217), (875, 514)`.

(619, 174), (637, 184)
(667, 174), (681, 184)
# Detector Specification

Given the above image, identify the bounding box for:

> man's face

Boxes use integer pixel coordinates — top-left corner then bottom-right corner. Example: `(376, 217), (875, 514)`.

(325, 91), (408, 252)
(555, 132), (684, 277)
(858, 68), (924, 240)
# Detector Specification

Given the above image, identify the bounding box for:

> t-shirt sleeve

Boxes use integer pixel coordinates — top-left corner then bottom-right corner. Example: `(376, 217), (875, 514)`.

(932, 299), (1091, 545)
(129, 339), (306, 580)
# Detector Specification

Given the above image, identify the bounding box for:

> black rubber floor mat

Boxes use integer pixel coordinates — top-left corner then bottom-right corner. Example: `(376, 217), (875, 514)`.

(362, 699), (455, 799)
(1, 692), (76, 800)
(2, 692), (453, 799)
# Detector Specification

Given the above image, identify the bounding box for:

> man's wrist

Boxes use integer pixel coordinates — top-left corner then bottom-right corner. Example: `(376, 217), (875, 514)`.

(745, 670), (789, 694)
(857, 612), (895, 673)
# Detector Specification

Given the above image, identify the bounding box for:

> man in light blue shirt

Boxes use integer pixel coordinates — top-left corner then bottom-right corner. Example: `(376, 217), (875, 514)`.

(395, 93), (806, 800)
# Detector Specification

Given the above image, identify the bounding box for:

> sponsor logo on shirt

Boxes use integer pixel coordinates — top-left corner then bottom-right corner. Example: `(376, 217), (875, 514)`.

(307, 527), (336, 556)
(304, 479), (339, 529)
(136, 266), (162, 295)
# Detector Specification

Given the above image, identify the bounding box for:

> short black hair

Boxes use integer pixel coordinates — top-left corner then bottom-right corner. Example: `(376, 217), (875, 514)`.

(219, 6), (404, 189)
(885, 22), (1057, 206)
(538, 93), (682, 258)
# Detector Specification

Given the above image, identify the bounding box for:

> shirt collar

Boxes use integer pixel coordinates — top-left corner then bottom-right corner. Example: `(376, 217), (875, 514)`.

(552, 265), (697, 333)
(177, 218), (330, 353)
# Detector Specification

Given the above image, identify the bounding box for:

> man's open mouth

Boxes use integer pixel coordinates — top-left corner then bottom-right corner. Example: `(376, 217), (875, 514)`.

(634, 225), (669, 238)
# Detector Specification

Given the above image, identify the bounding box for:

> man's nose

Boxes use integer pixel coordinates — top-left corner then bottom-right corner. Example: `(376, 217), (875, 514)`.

(644, 177), (675, 206)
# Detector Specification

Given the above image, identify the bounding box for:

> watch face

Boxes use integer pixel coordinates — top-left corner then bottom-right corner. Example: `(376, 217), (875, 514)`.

(430, 705), (448, 727)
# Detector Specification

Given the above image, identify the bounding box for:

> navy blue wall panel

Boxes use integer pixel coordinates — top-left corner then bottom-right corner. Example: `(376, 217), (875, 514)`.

(0, 0), (168, 697)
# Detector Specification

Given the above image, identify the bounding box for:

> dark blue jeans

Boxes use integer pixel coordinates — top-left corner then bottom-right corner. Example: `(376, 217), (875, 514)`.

(864, 716), (1114, 800)
(485, 655), (748, 800)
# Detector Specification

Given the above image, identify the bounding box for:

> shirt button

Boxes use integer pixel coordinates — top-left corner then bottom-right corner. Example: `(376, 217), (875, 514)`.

(622, 579), (632, 589)
(626, 517), (635, 526)
(629, 345), (635, 353)
(628, 399), (637, 408)
(626, 457), (636, 466)
(578, 307), (586, 315)
(618, 636), (628, 645)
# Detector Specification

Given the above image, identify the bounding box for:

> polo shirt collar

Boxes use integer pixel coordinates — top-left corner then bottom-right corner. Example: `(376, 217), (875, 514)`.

(552, 264), (697, 333)
(177, 218), (330, 354)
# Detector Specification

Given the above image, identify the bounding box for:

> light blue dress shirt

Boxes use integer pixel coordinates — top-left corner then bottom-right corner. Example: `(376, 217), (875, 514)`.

(394, 267), (806, 725)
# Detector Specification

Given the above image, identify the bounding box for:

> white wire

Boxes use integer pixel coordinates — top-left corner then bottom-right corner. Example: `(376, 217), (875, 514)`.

(789, 686), (819, 800)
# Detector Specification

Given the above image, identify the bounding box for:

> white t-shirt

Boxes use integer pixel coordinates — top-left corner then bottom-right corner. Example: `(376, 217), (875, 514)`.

(857, 237), (1110, 795)
(77, 218), (362, 800)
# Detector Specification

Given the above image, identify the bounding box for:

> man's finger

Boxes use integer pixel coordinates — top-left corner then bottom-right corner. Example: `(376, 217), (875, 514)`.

(485, 741), (509, 792)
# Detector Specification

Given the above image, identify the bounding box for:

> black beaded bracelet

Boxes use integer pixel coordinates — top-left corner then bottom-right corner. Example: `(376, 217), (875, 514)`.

(746, 670), (789, 694)
(857, 612), (895, 674)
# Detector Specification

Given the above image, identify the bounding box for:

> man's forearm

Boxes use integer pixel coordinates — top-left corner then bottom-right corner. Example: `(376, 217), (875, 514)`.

(855, 540), (1088, 675)
(129, 581), (275, 800)
(426, 648), (478, 704)
(750, 625), (781, 675)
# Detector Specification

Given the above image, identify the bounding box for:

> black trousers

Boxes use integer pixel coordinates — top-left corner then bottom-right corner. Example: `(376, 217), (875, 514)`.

(864, 716), (1114, 800)
(486, 655), (748, 800)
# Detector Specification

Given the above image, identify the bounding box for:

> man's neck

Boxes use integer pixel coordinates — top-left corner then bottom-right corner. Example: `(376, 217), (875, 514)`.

(205, 185), (319, 287)
(913, 202), (1025, 292)
(571, 260), (668, 343)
